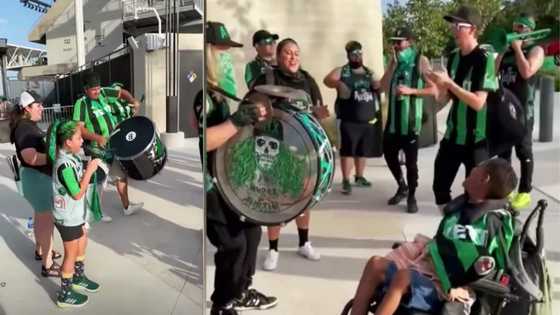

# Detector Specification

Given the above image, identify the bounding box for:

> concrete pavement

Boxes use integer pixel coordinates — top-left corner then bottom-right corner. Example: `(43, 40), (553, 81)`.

(206, 94), (560, 315)
(0, 138), (204, 315)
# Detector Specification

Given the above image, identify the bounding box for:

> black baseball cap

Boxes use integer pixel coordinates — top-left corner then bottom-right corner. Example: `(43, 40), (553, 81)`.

(444, 5), (482, 28)
(345, 41), (362, 53)
(82, 71), (101, 89)
(206, 21), (243, 48)
(389, 28), (415, 41)
(252, 29), (279, 46)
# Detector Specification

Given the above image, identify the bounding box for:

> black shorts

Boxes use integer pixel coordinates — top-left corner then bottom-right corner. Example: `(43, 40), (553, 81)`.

(339, 121), (381, 158)
(55, 223), (85, 242)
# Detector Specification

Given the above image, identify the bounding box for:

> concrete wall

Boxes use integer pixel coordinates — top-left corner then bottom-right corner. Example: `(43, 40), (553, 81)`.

(132, 33), (203, 137)
(46, 0), (125, 66)
(207, 0), (384, 110)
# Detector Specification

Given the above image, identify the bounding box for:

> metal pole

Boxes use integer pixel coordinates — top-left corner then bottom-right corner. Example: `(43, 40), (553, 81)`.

(1, 55), (8, 98)
(74, 0), (86, 68)
(539, 76), (555, 142)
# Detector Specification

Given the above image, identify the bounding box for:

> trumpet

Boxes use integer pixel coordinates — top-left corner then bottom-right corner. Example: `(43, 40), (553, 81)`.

(485, 27), (552, 53)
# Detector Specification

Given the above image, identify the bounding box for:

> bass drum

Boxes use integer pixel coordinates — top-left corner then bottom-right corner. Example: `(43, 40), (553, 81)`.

(109, 116), (167, 180)
(213, 106), (335, 225)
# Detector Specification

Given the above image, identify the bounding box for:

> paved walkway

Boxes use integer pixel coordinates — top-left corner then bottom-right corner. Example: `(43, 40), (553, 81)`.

(0, 138), (204, 315)
(206, 95), (560, 314)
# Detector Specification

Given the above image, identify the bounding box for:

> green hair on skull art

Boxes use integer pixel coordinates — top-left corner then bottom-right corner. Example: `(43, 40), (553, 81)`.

(47, 120), (79, 163)
(228, 127), (306, 198)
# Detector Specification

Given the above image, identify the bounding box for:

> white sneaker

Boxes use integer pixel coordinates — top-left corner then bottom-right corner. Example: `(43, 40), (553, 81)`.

(297, 242), (320, 261)
(123, 202), (143, 216)
(100, 215), (112, 223)
(263, 249), (279, 271)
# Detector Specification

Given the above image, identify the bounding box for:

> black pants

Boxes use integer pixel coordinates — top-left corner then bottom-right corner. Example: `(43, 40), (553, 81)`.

(433, 140), (489, 205)
(383, 132), (419, 191)
(498, 120), (533, 193)
(207, 214), (261, 306)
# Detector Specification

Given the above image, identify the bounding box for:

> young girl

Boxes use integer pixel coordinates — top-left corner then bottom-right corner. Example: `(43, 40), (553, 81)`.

(47, 120), (101, 308)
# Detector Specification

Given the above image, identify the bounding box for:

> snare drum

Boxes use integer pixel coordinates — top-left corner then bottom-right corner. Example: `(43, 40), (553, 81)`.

(108, 116), (167, 180)
(213, 106), (335, 225)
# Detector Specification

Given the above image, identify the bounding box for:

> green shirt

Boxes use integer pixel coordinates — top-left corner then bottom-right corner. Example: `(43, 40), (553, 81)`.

(387, 49), (425, 135)
(444, 46), (498, 145)
(106, 87), (133, 123)
(72, 87), (120, 144)
(244, 56), (273, 89)
(428, 197), (513, 293)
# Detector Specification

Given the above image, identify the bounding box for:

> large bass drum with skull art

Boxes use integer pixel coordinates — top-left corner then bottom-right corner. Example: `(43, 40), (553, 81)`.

(213, 90), (335, 225)
(108, 116), (167, 180)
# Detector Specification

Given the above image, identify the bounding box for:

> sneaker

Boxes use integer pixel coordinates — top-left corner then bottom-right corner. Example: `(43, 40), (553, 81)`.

(100, 215), (112, 223)
(234, 288), (278, 311)
(511, 192), (531, 210)
(354, 176), (372, 187)
(56, 288), (88, 308)
(210, 305), (238, 315)
(388, 186), (408, 205)
(342, 179), (352, 195)
(297, 242), (320, 261)
(407, 197), (418, 213)
(263, 249), (279, 271)
(123, 202), (143, 216)
(72, 275), (100, 293)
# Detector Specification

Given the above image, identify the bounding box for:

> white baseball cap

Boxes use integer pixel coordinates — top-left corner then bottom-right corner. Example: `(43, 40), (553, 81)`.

(19, 90), (42, 108)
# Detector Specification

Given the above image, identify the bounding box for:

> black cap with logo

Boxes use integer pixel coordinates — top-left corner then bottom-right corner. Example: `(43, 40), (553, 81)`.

(252, 29), (279, 46)
(206, 21), (243, 47)
(390, 28), (415, 41)
(444, 5), (482, 28)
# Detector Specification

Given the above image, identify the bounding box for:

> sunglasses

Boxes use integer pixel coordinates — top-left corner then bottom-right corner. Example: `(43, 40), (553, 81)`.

(513, 23), (531, 32)
(257, 38), (275, 46)
(449, 22), (473, 31)
(349, 50), (362, 57)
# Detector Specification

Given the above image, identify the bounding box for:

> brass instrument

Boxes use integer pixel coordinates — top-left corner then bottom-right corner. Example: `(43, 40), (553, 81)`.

(485, 27), (552, 53)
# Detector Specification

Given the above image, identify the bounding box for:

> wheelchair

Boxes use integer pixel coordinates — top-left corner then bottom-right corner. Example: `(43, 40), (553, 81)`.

(341, 200), (552, 315)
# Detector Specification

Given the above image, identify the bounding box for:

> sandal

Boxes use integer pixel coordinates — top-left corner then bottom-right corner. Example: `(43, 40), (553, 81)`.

(41, 261), (61, 278)
(35, 250), (62, 261)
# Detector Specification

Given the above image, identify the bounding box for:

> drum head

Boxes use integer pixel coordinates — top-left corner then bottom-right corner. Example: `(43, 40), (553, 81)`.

(109, 116), (155, 159)
(214, 109), (321, 225)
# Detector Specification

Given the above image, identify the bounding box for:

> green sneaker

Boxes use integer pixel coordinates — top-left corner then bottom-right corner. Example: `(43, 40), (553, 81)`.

(342, 180), (352, 195)
(56, 288), (88, 308)
(354, 176), (372, 187)
(73, 275), (100, 293)
(511, 192), (531, 210)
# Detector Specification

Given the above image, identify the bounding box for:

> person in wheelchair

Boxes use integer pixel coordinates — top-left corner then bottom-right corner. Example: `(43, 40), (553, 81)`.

(350, 158), (517, 315)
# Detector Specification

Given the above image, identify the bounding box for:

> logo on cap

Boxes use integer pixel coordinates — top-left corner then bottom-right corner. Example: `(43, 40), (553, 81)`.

(219, 25), (228, 40)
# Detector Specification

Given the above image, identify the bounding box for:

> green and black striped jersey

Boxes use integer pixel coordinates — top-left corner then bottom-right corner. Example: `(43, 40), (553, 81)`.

(72, 87), (120, 144)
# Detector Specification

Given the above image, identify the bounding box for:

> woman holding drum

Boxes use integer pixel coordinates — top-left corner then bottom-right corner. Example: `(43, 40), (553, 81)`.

(10, 90), (61, 277)
(252, 38), (331, 271)
(197, 21), (277, 315)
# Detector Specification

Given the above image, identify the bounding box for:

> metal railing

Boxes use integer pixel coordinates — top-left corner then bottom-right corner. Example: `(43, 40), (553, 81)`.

(122, 0), (198, 20)
(38, 105), (74, 130)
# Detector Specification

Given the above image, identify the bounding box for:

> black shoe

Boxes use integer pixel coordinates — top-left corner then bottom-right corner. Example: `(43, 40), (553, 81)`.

(388, 186), (408, 205)
(407, 196), (418, 213)
(210, 305), (238, 315)
(234, 288), (278, 311)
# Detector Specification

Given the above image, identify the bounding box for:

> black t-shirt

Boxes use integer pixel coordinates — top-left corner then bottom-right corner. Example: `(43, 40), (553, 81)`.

(194, 90), (242, 224)
(252, 67), (324, 107)
(13, 119), (50, 175)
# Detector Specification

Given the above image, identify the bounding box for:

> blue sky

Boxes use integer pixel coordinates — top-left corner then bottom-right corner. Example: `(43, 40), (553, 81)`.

(0, 1), (46, 49)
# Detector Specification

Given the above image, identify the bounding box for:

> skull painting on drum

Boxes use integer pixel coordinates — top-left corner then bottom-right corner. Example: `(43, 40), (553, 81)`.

(228, 119), (306, 212)
(255, 135), (280, 170)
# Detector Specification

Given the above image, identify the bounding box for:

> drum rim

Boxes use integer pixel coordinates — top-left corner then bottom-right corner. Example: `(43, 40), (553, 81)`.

(110, 116), (162, 161)
(213, 110), (321, 225)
